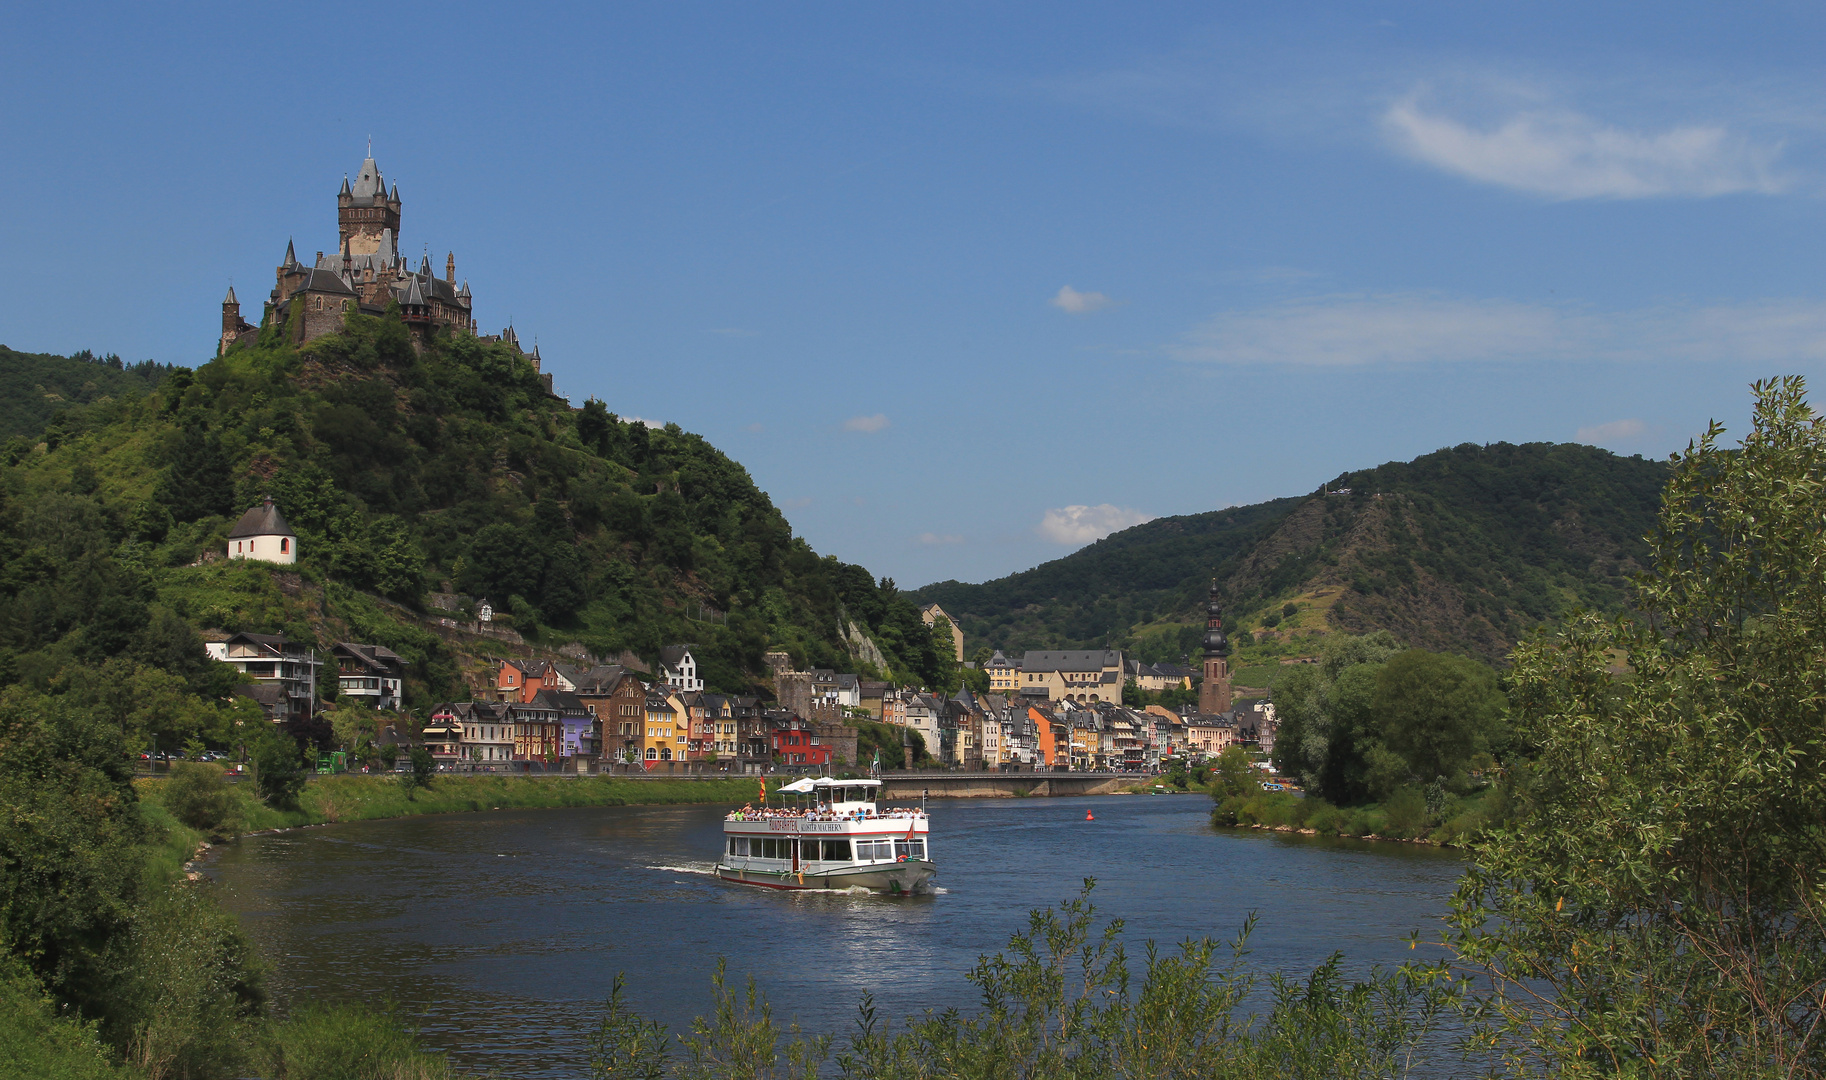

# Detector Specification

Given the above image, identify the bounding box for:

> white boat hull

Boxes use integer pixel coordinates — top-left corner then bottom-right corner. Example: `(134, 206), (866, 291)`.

(715, 860), (936, 894)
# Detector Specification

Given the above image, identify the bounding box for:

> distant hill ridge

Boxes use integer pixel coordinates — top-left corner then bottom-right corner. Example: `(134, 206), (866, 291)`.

(913, 442), (1670, 663)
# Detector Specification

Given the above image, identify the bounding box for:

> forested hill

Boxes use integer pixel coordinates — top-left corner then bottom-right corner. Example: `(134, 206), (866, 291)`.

(913, 442), (1671, 664)
(0, 344), (177, 441)
(0, 315), (954, 714)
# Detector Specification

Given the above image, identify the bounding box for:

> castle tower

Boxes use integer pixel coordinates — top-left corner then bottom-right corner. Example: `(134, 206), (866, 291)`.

(337, 156), (401, 259)
(219, 285), (249, 356)
(1198, 581), (1232, 716)
(446, 252), (455, 283)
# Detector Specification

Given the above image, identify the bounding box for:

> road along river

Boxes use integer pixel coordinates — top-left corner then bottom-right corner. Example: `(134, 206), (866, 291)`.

(205, 793), (1466, 1078)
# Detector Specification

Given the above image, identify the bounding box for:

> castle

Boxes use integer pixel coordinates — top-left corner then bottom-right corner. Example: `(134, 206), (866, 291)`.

(220, 153), (550, 389)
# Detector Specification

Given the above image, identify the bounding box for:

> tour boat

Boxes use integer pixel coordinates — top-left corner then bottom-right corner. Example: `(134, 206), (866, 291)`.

(716, 777), (935, 894)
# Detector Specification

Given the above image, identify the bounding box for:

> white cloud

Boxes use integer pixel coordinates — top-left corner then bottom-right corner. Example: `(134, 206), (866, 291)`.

(1578, 419), (1646, 445)
(916, 532), (965, 546)
(1037, 504), (1154, 546)
(1382, 90), (1789, 199)
(1172, 292), (1826, 367)
(843, 413), (890, 433)
(1051, 285), (1114, 314)
(1173, 293), (1566, 366)
(625, 416), (666, 429)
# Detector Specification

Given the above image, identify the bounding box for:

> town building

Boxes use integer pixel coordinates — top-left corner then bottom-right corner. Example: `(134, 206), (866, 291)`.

(206, 632), (321, 721)
(658, 645), (703, 694)
(570, 665), (646, 763)
(1018, 649), (1125, 703)
(226, 498), (297, 565)
(642, 692), (684, 765)
(437, 701), (512, 765)
(510, 697), (562, 762)
(332, 642), (405, 712)
(985, 650), (1020, 692)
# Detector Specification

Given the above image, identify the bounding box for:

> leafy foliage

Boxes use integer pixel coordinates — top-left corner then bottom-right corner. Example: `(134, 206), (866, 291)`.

(1270, 633), (1508, 807)
(1451, 377), (1826, 1078)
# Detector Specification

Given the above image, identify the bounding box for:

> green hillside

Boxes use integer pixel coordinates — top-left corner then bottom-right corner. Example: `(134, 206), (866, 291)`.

(914, 442), (1671, 666)
(0, 345), (176, 442)
(0, 315), (953, 728)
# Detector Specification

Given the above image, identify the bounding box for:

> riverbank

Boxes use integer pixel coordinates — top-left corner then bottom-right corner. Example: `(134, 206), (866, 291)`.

(135, 772), (763, 837)
(1211, 785), (1501, 849)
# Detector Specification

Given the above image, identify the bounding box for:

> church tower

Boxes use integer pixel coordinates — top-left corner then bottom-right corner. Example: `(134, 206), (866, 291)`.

(337, 155), (401, 259)
(1198, 581), (1232, 716)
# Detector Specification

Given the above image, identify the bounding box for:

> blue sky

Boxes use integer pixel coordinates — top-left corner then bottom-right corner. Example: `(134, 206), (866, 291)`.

(4, 3), (1825, 587)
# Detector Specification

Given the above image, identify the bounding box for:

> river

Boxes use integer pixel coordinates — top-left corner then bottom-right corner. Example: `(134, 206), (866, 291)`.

(205, 793), (1466, 1078)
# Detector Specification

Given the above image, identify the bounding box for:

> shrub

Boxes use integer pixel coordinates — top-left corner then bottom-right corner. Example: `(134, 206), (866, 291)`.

(162, 763), (233, 836)
(261, 1003), (455, 1080)
(1381, 785), (1429, 839)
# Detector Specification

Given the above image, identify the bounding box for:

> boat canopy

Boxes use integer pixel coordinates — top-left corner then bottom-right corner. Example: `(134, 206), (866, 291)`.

(812, 777), (880, 789)
(777, 777), (820, 793)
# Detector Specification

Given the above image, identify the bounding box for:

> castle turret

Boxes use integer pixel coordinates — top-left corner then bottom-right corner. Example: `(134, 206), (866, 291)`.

(219, 285), (250, 356)
(446, 252), (455, 283)
(338, 156), (401, 260)
(1198, 581), (1232, 717)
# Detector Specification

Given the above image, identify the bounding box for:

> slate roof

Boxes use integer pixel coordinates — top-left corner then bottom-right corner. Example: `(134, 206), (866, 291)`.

(295, 267), (356, 295)
(349, 157), (388, 204)
(335, 642), (405, 673)
(227, 500), (293, 539)
(1020, 650), (1123, 673)
(658, 645), (693, 668)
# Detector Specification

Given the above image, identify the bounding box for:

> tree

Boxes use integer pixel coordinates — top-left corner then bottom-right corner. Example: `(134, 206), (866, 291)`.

(251, 724), (307, 809)
(403, 746), (435, 797)
(155, 425), (233, 522)
(1370, 650), (1506, 790)
(0, 688), (147, 1012)
(1451, 377), (1826, 1077)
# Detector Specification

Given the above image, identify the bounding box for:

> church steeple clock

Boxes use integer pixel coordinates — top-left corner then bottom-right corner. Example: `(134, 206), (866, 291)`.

(1198, 580), (1233, 716)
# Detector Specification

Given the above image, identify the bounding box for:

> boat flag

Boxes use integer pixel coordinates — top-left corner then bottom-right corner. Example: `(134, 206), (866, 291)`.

(759, 778), (767, 804)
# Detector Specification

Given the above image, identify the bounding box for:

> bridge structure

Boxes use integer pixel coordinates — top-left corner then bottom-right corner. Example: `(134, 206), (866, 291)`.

(873, 771), (1149, 799)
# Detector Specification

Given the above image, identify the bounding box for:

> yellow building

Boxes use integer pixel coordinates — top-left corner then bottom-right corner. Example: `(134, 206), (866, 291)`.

(641, 692), (685, 765)
(985, 650), (1020, 692)
(920, 604), (966, 662)
(1019, 649), (1125, 703)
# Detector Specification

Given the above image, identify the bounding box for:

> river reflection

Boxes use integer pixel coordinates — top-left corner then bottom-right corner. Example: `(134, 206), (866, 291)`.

(206, 794), (1465, 1078)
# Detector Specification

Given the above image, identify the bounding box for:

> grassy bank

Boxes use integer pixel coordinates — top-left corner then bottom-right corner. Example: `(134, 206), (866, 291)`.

(1212, 784), (1502, 847)
(137, 772), (762, 836)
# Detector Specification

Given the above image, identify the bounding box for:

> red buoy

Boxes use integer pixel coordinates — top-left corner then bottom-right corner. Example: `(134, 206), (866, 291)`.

(1085, 810), (1095, 821)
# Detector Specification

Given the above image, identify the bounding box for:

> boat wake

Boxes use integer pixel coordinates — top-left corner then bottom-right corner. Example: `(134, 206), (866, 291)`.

(646, 863), (718, 876)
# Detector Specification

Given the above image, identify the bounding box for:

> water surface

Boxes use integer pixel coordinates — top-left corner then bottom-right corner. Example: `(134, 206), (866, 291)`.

(207, 793), (1464, 1077)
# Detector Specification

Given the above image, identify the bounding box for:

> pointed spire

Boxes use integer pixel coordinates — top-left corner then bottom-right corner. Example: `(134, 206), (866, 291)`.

(340, 174), (351, 196)
(419, 253), (432, 277)
(457, 280), (470, 300)
(224, 285), (238, 305)
(389, 182), (399, 202)
(282, 238), (297, 269)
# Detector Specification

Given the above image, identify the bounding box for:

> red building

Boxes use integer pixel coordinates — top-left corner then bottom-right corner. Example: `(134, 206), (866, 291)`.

(769, 714), (833, 767)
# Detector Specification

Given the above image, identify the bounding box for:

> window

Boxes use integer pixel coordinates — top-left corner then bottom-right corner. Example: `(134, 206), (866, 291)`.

(280, 538), (289, 554)
(820, 839), (851, 861)
(645, 747), (657, 760)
